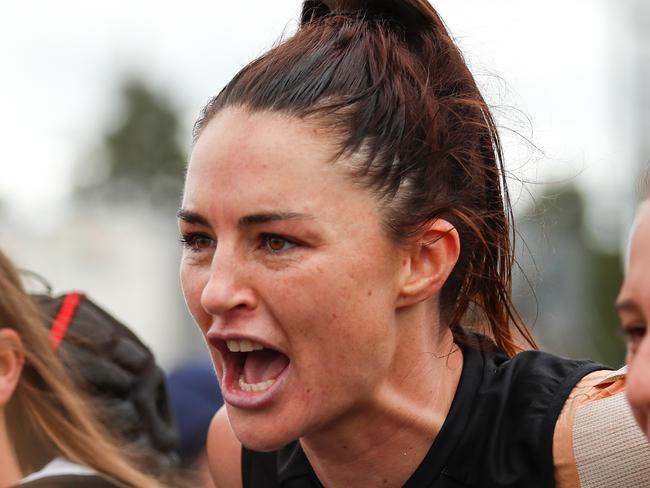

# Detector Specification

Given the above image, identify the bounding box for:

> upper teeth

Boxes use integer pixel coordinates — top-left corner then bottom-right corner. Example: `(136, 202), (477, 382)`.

(226, 339), (265, 352)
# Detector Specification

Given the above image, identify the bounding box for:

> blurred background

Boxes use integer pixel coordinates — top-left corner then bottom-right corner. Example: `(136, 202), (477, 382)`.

(1, 0), (648, 369)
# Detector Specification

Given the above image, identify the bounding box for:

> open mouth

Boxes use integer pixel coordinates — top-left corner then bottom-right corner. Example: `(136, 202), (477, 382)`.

(223, 339), (290, 394)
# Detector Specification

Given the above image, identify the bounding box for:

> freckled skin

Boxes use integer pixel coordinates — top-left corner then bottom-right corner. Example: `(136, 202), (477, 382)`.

(618, 201), (650, 440)
(183, 108), (465, 488)
(180, 108), (407, 450)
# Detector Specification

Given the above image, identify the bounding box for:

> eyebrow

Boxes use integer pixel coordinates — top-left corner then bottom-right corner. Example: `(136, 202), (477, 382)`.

(238, 212), (313, 227)
(177, 209), (313, 228)
(615, 299), (642, 315)
(177, 209), (210, 226)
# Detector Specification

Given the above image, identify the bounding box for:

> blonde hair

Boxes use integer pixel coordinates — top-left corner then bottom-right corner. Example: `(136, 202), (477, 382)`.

(0, 249), (162, 488)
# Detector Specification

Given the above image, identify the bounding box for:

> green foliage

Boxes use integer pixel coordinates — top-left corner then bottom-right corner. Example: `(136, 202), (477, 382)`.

(523, 184), (625, 365)
(83, 77), (187, 205)
(587, 249), (626, 364)
(529, 184), (584, 231)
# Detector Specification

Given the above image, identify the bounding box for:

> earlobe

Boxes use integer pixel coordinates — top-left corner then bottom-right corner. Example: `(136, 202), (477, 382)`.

(397, 219), (460, 307)
(0, 329), (24, 407)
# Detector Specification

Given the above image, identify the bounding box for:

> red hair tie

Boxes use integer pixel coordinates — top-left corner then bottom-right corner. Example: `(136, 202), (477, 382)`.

(49, 292), (82, 350)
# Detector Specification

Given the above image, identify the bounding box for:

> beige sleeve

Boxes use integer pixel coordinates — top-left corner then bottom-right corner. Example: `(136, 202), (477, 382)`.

(553, 368), (650, 488)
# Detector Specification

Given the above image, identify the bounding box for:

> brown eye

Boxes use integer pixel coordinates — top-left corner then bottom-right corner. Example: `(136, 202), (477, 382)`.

(180, 233), (215, 252)
(623, 324), (647, 355)
(194, 236), (214, 249)
(263, 235), (296, 253)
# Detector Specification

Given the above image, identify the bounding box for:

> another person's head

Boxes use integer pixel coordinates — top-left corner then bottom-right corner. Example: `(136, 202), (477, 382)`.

(617, 173), (650, 439)
(33, 292), (180, 471)
(179, 0), (534, 451)
(0, 249), (160, 487)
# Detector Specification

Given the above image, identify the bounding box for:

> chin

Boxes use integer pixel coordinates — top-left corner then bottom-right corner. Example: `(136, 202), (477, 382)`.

(228, 407), (303, 452)
(236, 427), (300, 452)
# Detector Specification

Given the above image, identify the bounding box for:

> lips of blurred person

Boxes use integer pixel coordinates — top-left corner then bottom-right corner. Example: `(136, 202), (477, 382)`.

(617, 201), (650, 440)
(178, 108), (406, 451)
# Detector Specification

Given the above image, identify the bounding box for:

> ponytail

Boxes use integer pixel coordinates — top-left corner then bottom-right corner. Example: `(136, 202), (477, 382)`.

(301, 0), (437, 34)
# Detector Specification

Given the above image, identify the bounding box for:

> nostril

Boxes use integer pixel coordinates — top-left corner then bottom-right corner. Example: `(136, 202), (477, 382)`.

(200, 278), (257, 316)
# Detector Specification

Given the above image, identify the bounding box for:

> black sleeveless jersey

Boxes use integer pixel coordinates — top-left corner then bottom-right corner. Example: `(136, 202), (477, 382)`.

(240, 338), (607, 488)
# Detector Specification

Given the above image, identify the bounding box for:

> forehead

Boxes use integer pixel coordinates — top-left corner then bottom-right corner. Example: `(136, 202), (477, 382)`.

(189, 109), (332, 181)
(628, 202), (650, 267)
(183, 108), (375, 221)
(620, 202), (650, 308)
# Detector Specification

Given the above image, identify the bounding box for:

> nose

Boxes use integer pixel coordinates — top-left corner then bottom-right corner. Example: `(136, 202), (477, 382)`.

(200, 246), (257, 318)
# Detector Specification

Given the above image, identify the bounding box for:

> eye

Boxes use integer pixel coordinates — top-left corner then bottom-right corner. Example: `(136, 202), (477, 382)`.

(622, 323), (647, 354)
(261, 234), (297, 253)
(179, 233), (215, 252)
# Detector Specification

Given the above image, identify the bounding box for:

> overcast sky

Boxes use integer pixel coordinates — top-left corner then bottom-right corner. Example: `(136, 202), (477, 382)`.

(0, 0), (636, 217)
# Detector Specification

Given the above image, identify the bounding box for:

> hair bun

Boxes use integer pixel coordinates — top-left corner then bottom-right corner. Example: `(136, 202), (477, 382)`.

(301, 0), (436, 35)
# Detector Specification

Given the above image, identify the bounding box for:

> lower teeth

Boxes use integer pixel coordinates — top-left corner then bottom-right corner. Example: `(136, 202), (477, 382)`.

(238, 374), (275, 392)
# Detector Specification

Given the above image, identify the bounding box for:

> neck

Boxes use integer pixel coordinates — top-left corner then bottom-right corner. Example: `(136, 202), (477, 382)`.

(0, 412), (23, 487)
(301, 313), (463, 488)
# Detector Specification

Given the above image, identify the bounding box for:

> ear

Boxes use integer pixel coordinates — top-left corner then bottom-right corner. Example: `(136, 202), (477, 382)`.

(396, 219), (460, 308)
(0, 329), (24, 407)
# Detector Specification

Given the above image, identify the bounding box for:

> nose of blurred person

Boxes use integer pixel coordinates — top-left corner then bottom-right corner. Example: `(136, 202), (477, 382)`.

(627, 331), (650, 438)
(200, 248), (257, 320)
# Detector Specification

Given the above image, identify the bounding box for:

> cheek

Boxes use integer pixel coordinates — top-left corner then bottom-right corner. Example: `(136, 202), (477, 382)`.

(180, 260), (210, 331)
(265, 258), (396, 378)
(273, 258), (393, 328)
(626, 347), (636, 365)
(627, 335), (650, 420)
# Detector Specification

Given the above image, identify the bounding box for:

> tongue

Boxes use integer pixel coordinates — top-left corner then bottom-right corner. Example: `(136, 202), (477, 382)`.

(243, 349), (289, 384)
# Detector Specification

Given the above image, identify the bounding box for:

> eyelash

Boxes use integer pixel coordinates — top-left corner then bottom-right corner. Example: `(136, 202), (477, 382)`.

(179, 232), (299, 254)
(259, 234), (299, 254)
(179, 233), (215, 252)
(622, 323), (647, 351)
(623, 323), (647, 340)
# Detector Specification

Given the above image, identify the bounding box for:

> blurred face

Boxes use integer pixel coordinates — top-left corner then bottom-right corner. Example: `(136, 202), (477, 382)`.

(180, 108), (407, 450)
(617, 201), (650, 440)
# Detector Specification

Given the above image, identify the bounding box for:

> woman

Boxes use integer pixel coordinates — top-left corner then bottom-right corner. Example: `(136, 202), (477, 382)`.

(179, 1), (649, 486)
(618, 176), (650, 440)
(0, 248), (161, 487)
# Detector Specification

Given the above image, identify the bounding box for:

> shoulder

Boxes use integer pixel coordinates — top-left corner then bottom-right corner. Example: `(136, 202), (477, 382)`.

(487, 349), (607, 414)
(207, 406), (243, 488)
(554, 367), (650, 488)
(493, 349), (604, 382)
(442, 346), (608, 487)
(466, 335), (605, 385)
(478, 348), (607, 420)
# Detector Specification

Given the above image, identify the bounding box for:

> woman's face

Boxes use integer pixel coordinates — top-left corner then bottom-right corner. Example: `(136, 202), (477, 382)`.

(180, 108), (408, 450)
(617, 201), (650, 440)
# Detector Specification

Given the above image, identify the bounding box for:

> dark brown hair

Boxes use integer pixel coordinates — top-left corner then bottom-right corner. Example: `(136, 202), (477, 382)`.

(194, 0), (536, 356)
